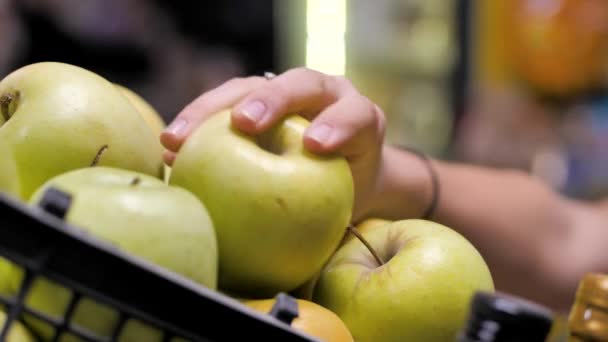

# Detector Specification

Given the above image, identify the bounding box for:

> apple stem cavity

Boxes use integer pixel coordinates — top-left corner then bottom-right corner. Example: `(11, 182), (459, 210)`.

(90, 145), (109, 167)
(347, 224), (385, 266)
(130, 177), (141, 186)
(0, 91), (19, 122)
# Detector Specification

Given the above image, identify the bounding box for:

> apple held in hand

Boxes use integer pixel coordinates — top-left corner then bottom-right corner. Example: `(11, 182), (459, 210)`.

(13, 166), (218, 340)
(169, 109), (354, 298)
(0, 62), (164, 200)
(313, 219), (495, 342)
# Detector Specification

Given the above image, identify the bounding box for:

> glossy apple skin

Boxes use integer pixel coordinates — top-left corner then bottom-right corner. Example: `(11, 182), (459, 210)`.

(313, 219), (495, 342)
(170, 109), (355, 298)
(0, 62), (164, 200)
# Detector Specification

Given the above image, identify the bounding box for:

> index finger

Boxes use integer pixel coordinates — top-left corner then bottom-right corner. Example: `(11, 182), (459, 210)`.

(160, 76), (267, 153)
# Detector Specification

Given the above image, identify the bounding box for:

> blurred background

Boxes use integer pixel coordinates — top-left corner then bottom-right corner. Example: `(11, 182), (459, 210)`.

(4, 0), (606, 338)
(4, 0), (608, 202)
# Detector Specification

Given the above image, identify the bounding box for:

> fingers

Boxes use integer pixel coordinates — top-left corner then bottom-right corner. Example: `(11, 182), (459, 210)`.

(160, 76), (267, 152)
(230, 68), (358, 135)
(161, 67), (386, 166)
(303, 94), (386, 158)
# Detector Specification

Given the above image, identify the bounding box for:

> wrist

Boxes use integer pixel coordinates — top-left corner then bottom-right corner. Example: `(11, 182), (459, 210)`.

(366, 144), (436, 220)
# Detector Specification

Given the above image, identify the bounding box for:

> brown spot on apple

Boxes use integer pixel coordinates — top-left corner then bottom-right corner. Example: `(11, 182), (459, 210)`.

(0, 90), (19, 122)
(275, 197), (287, 210)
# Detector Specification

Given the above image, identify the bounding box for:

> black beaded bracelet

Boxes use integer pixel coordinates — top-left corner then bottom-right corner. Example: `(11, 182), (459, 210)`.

(397, 145), (440, 220)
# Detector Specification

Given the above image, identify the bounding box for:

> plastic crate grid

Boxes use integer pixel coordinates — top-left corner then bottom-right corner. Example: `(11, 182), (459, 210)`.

(0, 189), (319, 342)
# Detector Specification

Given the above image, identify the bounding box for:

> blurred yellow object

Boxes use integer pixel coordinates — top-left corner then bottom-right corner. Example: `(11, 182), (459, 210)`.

(567, 273), (608, 341)
(506, 0), (608, 96)
(546, 313), (569, 342)
(243, 297), (354, 342)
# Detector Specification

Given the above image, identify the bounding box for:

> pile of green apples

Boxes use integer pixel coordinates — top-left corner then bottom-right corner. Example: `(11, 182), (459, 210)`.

(0, 62), (494, 342)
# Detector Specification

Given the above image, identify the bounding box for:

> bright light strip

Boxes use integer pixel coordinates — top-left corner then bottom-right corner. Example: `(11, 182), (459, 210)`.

(305, 0), (347, 75)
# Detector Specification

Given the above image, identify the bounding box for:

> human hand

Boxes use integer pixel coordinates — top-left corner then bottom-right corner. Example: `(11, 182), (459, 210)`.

(160, 67), (386, 222)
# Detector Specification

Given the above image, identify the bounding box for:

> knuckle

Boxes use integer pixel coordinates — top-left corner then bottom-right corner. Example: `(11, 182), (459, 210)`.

(333, 75), (356, 90)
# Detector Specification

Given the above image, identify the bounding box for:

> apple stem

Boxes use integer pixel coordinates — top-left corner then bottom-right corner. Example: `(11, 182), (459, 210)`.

(347, 224), (385, 266)
(90, 145), (109, 167)
(0, 92), (18, 122)
(130, 177), (141, 186)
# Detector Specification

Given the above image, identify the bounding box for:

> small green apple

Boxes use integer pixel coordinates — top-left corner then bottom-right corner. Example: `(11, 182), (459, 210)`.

(313, 219), (495, 342)
(9, 166), (218, 340)
(0, 310), (37, 342)
(169, 109), (354, 298)
(0, 62), (164, 200)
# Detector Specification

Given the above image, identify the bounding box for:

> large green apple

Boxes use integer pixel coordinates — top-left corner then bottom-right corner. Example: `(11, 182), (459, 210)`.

(8, 166), (218, 341)
(313, 219), (495, 342)
(169, 109), (354, 298)
(0, 62), (164, 200)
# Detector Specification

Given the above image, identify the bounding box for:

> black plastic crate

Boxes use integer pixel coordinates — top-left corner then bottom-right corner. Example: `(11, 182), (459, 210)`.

(0, 190), (321, 342)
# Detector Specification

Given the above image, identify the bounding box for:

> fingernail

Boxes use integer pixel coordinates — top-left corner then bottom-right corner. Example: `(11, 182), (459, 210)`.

(165, 118), (187, 136)
(239, 100), (267, 123)
(306, 123), (333, 144)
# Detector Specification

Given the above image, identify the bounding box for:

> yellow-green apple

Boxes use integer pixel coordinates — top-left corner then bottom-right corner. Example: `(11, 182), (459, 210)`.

(313, 219), (495, 342)
(114, 84), (166, 137)
(6, 166), (218, 340)
(291, 217), (393, 301)
(0, 310), (37, 342)
(0, 62), (164, 200)
(169, 109), (354, 298)
(352, 217), (391, 236)
(114, 83), (172, 183)
(243, 296), (354, 342)
(0, 140), (19, 198)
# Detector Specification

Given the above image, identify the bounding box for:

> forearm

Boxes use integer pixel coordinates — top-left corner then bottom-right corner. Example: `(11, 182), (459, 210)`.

(369, 144), (606, 311)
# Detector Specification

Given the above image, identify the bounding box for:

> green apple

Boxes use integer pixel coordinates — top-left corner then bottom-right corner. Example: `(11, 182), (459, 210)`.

(0, 140), (19, 198)
(0, 62), (165, 200)
(114, 84), (166, 138)
(0, 310), (37, 342)
(169, 109), (354, 298)
(114, 84), (172, 183)
(291, 217), (394, 301)
(9, 166), (218, 341)
(313, 219), (495, 342)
